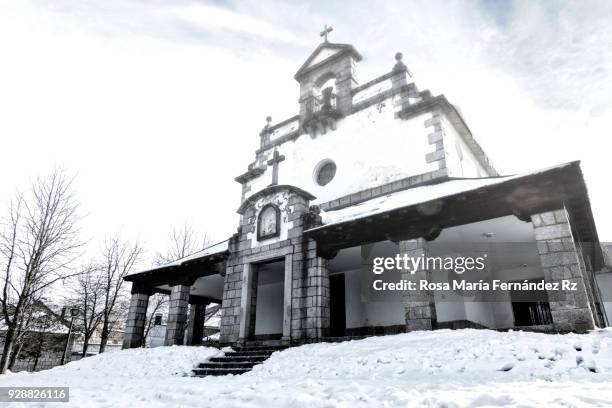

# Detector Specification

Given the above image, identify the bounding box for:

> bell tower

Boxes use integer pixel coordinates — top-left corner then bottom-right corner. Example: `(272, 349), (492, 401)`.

(294, 27), (362, 136)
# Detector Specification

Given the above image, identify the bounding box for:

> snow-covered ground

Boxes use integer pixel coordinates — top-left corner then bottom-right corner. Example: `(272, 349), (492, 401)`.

(2, 329), (612, 407)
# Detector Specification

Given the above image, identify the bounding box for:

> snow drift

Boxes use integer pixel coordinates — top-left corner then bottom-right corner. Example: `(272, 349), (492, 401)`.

(1, 329), (612, 407)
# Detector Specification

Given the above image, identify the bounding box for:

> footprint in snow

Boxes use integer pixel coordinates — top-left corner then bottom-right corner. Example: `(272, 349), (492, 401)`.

(583, 360), (598, 373)
(576, 355), (584, 366)
(498, 362), (514, 372)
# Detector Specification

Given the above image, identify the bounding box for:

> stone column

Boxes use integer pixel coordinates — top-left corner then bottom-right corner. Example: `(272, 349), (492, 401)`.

(238, 263), (254, 343)
(122, 286), (151, 349)
(282, 254), (293, 343)
(400, 238), (437, 331)
(532, 209), (596, 332)
(164, 284), (190, 346)
(185, 303), (208, 345)
(305, 239), (330, 340)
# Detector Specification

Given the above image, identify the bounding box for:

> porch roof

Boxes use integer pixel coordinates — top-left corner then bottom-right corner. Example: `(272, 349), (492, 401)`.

(305, 161), (604, 269)
(315, 163), (570, 228)
(124, 239), (229, 285)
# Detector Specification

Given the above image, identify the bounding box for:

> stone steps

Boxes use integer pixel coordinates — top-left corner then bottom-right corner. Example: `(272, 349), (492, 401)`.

(209, 356), (268, 363)
(199, 361), (260, 369)
(232, 345), (286, 352)
(322, 335), (368, 343)
(192, 345), (288, 377)
(192, 367), (252, 376)
(224, 350), (279, 357)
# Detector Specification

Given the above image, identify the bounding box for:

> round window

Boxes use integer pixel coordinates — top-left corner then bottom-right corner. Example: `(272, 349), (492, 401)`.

(315, 160), (336, 186)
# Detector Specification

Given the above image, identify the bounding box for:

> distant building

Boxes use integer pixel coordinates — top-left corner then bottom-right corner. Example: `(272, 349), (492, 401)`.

(72, 324), (124, 356)
(145, 307), (221, 348)
(0, 301), (74, 372)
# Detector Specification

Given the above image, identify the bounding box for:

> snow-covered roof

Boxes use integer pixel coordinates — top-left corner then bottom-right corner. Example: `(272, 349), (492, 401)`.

(162, 240), (229, 267)
(313, 162), (574, 230)
(127, 239), (229, 277)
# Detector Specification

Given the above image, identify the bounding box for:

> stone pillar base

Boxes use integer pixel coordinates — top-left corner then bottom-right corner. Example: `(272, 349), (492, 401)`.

(164, 284), (190, 346)
(305, 251), (330, 340)
(123, 290), (150, 349)
(400, 239), (437, 332)
(532, 209), (596, 333)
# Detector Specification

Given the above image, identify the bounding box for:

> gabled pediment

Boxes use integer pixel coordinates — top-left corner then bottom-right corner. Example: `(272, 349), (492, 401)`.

(295, 42), (362, 80)
(306, 47), (341, 69)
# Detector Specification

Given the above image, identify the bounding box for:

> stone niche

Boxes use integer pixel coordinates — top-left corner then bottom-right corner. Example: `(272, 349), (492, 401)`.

(236, 185), (316, 249)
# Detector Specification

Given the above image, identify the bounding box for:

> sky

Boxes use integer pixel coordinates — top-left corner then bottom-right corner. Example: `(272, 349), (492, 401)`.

(0, 0), (611, 267)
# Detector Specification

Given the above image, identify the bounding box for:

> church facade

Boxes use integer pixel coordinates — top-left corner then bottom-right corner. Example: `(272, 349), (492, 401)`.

(123, 38), (609, 349)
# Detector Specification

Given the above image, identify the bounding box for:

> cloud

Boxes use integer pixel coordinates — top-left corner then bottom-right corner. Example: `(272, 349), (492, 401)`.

(0, 0), (610, 256)
(170, 3), (310, 46)
(481, 0), (612, 115)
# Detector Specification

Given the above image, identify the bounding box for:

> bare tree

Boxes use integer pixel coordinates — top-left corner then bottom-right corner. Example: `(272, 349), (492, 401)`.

(0, 170), (82, 374)
(104, 295), (129, 347)
(68, 265), (105, 357)
(141, 293), (168, 347)
(140, 224), (209, 346)
(7, 292), (44, 370)
(98, 236), (142, 353)
(154, 223), (209, 265)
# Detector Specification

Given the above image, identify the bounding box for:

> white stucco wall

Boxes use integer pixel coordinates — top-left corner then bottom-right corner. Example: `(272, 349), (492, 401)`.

(441, 114), (488, 178)
(432, 269), (468, 322)
(433, 269), (497, 328)
(342, 268), (405, 329)
(434, 264), (547, 330)
(246, 100), (437, 205)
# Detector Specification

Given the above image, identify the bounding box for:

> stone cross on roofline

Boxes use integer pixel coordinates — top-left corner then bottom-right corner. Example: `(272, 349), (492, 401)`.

(320, 24), (333, 42)
(267, 149), (285, 186)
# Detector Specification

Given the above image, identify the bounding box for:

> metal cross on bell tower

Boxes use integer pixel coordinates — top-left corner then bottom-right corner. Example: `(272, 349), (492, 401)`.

(320, 24), (333, 42)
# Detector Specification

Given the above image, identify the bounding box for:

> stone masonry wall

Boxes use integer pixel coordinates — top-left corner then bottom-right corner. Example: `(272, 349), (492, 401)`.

(400, 238), (437, 331)
(532, 208), (596, 332)
(0, 332), (73, 372)
(220, 190), (324, 344)
(123, 291), (149, 349)
(164, 284), (190, 346)
(298, 54), (357, 118)
(302, 243), (330, 340)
